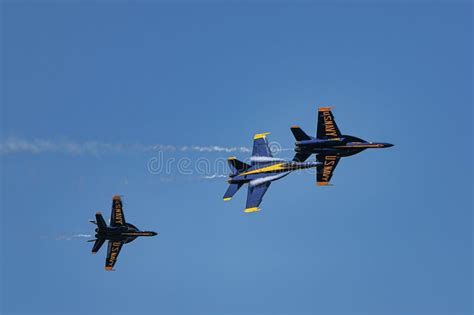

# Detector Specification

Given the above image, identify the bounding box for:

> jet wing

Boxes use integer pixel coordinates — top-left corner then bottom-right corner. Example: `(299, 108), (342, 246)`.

(245, 182), (271, 213)
(252, 132), (273, 158)
(317, 107), (342, 140)
(110, 195), (126, 227)
(105, 240), (124, 271)
(316, 154), (341, 186)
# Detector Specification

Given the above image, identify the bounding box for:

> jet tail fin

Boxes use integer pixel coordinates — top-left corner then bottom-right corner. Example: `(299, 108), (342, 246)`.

(95, 212), (107, 230)
(227, 157), (250, 174)
(290, 126), (311, 141)
(223, 183), (243, 201)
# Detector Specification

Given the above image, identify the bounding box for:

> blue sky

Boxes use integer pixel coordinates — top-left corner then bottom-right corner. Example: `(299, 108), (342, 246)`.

(1, 2), (472, 315)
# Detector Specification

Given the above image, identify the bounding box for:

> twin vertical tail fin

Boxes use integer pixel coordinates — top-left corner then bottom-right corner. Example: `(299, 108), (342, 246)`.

(95, 212), (107, 231)
(227, 157), (250, 175)
(90, 212), (107, 254)
(290, 126), (311, 141)
(292, 107), (341, 141)
(224, 157), (249, 201)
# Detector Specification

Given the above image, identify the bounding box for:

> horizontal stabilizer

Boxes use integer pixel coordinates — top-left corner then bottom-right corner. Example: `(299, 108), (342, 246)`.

(290, 126), (311, 141)
(91, 238), (106, 254)
(223, 183), (243, 201)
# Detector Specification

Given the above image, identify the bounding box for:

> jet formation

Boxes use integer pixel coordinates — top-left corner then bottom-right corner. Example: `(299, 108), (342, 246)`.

(89, 107), (392, 270)
(224, 107), (393, 211)
(89, 195), (157, 271)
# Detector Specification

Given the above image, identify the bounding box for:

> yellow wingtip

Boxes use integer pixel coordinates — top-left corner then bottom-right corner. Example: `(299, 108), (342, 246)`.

(227, 156), (237, 160)
(253, 132), (270, 140)
(317, 182), (330, 186)
(244, 207), (261, 213)
(223, 197), (232, 201)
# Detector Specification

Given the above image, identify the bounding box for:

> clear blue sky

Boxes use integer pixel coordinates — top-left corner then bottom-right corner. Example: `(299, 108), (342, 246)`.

(1, 2), (472, 315)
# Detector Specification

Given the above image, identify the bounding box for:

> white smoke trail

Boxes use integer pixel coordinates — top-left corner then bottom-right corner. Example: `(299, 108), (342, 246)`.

(55, 233), (92, 241)
(203, 174), (227, 179)
(0, 138), (250, 155)
(180, 146), (250, 153)
(249, 173), (288, 186)
(74, 234), (92, 238)
(0, 138), (125, 155)
(146, 144), (178, 152)
(249, 156), (285, 163)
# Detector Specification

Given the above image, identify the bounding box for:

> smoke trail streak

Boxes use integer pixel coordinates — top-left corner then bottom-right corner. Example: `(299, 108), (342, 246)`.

(74, 234), (92, 238)
(0, 137), (250, 155)
(0, 138), (125, 155)
(249, 156), (285, 162)
(249, 174), (287, 186)
(55, 233), (92, 241)
(180, 145), (250, 153)
(203, 174), (227, 179)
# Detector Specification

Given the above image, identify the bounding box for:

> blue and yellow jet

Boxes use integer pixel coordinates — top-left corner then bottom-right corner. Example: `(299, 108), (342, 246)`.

(223, 132), (319, 213)
(291, 107), (393, 186)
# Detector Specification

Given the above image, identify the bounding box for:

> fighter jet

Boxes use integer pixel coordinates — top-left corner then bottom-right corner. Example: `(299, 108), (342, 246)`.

(89, 195), (157, 271)
(223, 132), (319, 213)
(291, 107), (393, 186)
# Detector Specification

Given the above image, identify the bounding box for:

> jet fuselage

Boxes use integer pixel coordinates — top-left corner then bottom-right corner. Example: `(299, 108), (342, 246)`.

(228, 161), (319, 185)
(290, 107), (393, 185)
(95, 224), (157, 242)
(295, 136), (393, 157)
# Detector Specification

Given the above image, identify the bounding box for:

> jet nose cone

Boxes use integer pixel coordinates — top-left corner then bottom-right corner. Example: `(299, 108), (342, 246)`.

(384, 143), (394, 148)
(151, 232), (158, 236)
